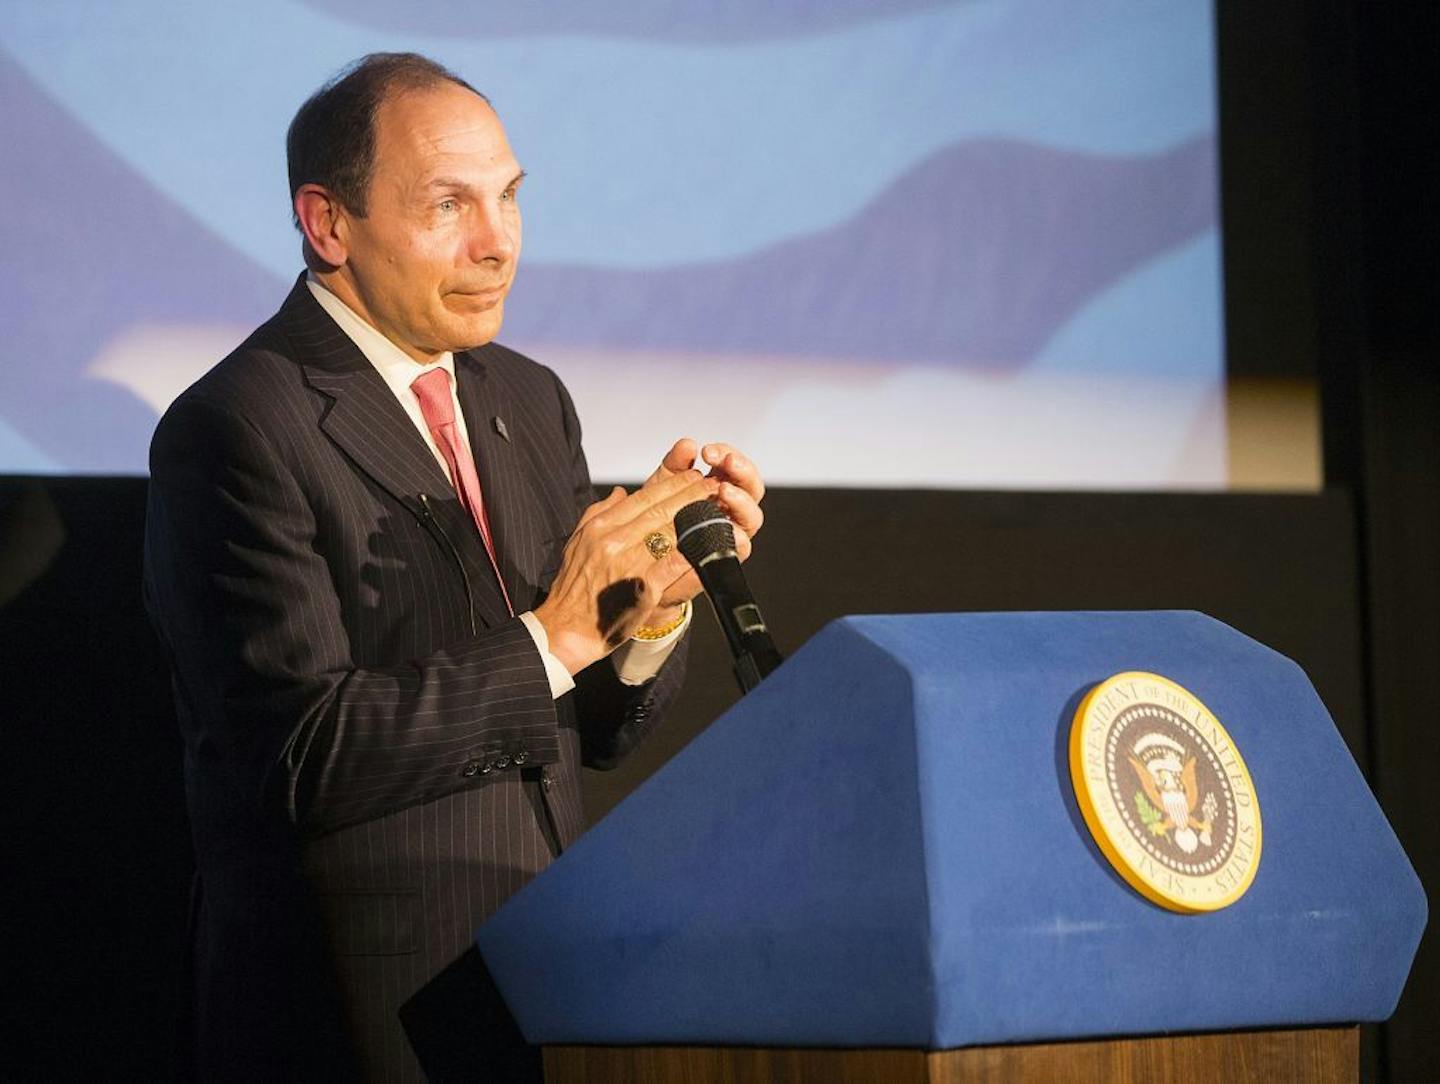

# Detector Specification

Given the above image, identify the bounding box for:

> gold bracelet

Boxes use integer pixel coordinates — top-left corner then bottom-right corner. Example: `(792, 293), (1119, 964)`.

(632, 600), (690, 642)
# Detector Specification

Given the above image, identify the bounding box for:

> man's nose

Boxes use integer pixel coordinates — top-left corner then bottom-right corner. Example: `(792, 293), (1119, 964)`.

(467, 206), (516, 264)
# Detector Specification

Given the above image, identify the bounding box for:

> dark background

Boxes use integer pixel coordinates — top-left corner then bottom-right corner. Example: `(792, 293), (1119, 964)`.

(3, 2), (1434, 1079)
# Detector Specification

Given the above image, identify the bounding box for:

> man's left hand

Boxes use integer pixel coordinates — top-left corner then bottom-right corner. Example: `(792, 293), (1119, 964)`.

(641, 438), (765, 624)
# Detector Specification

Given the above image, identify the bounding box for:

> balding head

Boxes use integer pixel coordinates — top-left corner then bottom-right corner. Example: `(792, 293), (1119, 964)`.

(286, 52), (489, 222)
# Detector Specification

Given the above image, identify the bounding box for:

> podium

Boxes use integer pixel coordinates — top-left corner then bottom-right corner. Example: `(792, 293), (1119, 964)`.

(475, 613), (1426, 1082)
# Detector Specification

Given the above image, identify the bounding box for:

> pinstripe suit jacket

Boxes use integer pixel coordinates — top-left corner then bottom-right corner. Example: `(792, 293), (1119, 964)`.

(144, 277), (686, 1081)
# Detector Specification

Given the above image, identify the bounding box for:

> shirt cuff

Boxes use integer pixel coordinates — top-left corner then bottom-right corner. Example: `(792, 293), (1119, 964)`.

(611, 602), (692, 686)
(518, 611), (577, 700)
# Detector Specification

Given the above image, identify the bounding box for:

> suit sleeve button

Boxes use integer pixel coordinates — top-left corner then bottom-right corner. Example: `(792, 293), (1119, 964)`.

(513, 751), (528, 765)
(496, 754), (512, 769)
(462, 760), (481, 777)
(480, 762), (494, 775)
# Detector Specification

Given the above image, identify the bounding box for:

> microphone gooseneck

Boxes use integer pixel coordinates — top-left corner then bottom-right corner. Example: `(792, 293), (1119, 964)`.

(674, 499), (783, 694)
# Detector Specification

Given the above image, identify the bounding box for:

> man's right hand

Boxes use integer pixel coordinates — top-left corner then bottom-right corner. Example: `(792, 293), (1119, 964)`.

(533, 469), (719, 675)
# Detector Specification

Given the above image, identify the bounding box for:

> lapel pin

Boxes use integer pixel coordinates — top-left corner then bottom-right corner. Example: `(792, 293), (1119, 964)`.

(493, 416), (510, 442)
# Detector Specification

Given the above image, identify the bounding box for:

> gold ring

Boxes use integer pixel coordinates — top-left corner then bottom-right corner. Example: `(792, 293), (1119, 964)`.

(644, 531), (673, 560)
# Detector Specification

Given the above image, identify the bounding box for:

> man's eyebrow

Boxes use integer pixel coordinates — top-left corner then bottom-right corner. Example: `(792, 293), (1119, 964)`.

(423, 177), (477, 193)
(423, 170), (527, 193)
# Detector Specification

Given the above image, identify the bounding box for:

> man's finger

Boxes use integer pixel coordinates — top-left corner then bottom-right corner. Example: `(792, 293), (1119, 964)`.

(655, 569), (702, 610)
(588, 470), (700, 531)
(715, 481), (764, 539)
(643, 437), (698, 486)
(663, 437), (698, 474)
(643, 547), (695, 597)
(731, 524), (753, 561)
(576, 485), (627, 530)
(603, 470), (717, 531)
(626, 476), (725, 539)
(701, 443), (765, 502)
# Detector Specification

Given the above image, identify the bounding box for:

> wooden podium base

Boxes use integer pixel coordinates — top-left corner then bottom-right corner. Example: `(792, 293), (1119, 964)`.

(544, 1025), (1356, 1083)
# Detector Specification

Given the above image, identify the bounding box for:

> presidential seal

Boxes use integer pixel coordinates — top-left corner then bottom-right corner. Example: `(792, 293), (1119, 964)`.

(1069, 671), (1261, 912)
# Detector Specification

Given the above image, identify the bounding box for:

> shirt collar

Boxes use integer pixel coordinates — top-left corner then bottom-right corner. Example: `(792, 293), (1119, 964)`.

(305, 274), (456, 397)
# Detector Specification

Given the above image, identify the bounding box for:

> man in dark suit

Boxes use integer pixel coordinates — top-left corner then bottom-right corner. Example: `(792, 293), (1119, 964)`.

(143, 53), (765, 1081)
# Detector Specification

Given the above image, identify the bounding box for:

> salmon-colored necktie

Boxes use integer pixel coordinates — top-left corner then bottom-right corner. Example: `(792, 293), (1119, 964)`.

(410, 368), (513, 615)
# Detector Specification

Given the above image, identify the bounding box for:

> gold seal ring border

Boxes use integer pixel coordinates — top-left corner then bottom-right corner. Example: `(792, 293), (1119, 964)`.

(1068, 670), (1262, 914)
(644, 531), (673, 561)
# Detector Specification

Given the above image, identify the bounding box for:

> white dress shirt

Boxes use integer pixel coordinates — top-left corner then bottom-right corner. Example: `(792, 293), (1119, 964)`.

(306, 276), (687, 696)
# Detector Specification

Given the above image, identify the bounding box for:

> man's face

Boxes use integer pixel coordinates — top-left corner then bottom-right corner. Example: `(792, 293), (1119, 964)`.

(337, 82), (524, 361)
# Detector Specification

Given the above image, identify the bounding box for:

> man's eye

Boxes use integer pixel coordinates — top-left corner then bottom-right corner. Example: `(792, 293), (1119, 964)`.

(438, 198), (459, 213)
(500, 188), (517, 203)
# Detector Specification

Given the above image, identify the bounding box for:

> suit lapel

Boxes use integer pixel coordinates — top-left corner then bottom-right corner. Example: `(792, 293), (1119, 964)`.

(455, 348), (544, 609)
(280, 278), (451, 505)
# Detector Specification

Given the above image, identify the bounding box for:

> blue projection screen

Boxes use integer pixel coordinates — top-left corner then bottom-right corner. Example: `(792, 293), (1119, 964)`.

(0, 1), (1222, 488)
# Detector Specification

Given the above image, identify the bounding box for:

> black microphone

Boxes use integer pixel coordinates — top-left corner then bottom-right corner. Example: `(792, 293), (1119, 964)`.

(674, 500), (783, 694)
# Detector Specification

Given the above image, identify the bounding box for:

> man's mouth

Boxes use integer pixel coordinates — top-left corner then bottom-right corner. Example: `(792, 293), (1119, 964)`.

(448, 286), (506, 308)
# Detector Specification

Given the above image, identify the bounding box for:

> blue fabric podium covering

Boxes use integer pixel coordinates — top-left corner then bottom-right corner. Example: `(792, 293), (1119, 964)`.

(475, 612), (1426, 1047)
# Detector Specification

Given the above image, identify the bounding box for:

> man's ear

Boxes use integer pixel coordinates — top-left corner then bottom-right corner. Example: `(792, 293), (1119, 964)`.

(294, 184), (349, 269)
